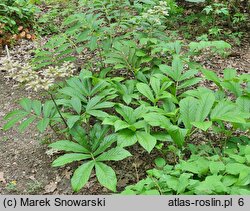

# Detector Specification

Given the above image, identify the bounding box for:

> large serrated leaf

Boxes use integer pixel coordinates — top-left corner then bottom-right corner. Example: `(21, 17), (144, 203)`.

(236, 96), (250, 113)
(71, 161), (95, 192)
(32, 100), (42, 116)
(114, 120), (130, 132)
(195, 93), (215, 122)
(201, 69), (221, 86)
(96, 147), (131, 161)
(52, 153), (91, 167)
(71, 97), (82, 114)
(172, 55), (183, 81)
(180, 97), (198, 129)
(37, 118), (50, 133)
(95, 162), (117, 192)
(136, 83), (155, 103)
(67, 115), (80, 129)
(3, 113), (28, 131)
(43, 101), (54, 118)
(93, 134), (117, 156)
(191, 121), (212, 131)
(136, 131), (156, 153)
(49, 140), (89, 153)
(117, 129), (137, 147)
(18, 116), (36, 132)
(19, 98), (32, 112)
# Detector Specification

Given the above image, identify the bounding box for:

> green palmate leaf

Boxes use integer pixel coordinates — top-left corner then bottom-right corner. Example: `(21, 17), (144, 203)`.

(201, 69), (221, 86)
(67, 115), (81, 129)
(71, 161), (95, 192)
(96, 147), (131, 161)
(123, 95), (132, 105)
(85, 96), (102, 111)
(212, 112), (247, 124)
(176, 173), (192, 194)
(196, 93), (215, 122)
(205, 175), (227, 193)
(32, 100), (42, 116)
(95, 162), (117, 192)
(236, 171), (250, 186)
(52, 153), (91, 167)
(209, 161), (225, 174)
(152, 132), (172, 142)
(71, 97), (82, 114)
(180, 97), (198, 130)
(87, 109), (109, 118)
(76, 30), (90, 43)
(222, 175), (238, 187)
(236, 96), (250, 113)
(229, 154), (246, 164)
(211, 101), (247, 123)
(221, 81), (242, 97)
(37, 118), (50, 133)
(69, 125), (87, 146)
(180, 69), (198, 81)
(19, 98), (32, 112)
(154, 158), (166, 168)
(143, 112), (171, 128)
(136, 83), (155, 103)
(159, 64), (174, 79)
(4, 110), (29, 120)
(178, 78), (201, 89)
(150, 77), (161, 96)
(18, 116), (36, 132)
(117, 129), (137, 147)
(136, 131), (156, 153)
(194, 182), (213, 195)
(93, 134), (117, 156)
(49, 140), (89, 153)
(225, 163), (250, 175)
(116, 105), (136, 124)
(244, 146), (250, 155)
(168, 126), (187, 148)
(224, 68), (237, 80)
(91, 101), (115, 110)
(172, 55), (183, 81)
(43, 101), (54, 118)
(3, 112), (28, 131)
(230, 187), (250, 195)
(114, 120), (130, 132)
(191, 121), (212, 131)
(134, 105), (148, 119)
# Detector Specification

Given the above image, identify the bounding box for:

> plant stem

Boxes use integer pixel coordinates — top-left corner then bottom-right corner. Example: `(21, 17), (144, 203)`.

(48, 92), (72, 141)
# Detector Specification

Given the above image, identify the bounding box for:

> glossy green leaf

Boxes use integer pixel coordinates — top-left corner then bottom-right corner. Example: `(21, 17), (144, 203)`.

(18, 116), (36, 132)
(136, 131), (156, 153)
(95, 162), (117, 192)
(71, 97), (82, 114)
(52, 153), (91, 167)
(136, 83), (155, 103)
(96, 147), (131, 161)
(71, 161), (95, 192)
(37, 118), (50, 133)
(49, 140), (89, 153)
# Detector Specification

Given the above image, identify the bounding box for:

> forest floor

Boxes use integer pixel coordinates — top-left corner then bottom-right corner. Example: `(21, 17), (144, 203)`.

(0, 36), (249, 194)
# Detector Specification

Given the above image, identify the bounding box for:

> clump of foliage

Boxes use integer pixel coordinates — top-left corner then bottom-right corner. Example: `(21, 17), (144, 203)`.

(2, 0), (250, 194)
(178, 0), (249, 43)
(122, 143), (250, 195)
(0, 0), (39, 45)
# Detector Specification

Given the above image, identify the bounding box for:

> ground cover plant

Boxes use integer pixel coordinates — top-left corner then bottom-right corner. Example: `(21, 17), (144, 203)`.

(1, 0), (249, 194)
(0, 0), (39, 45)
